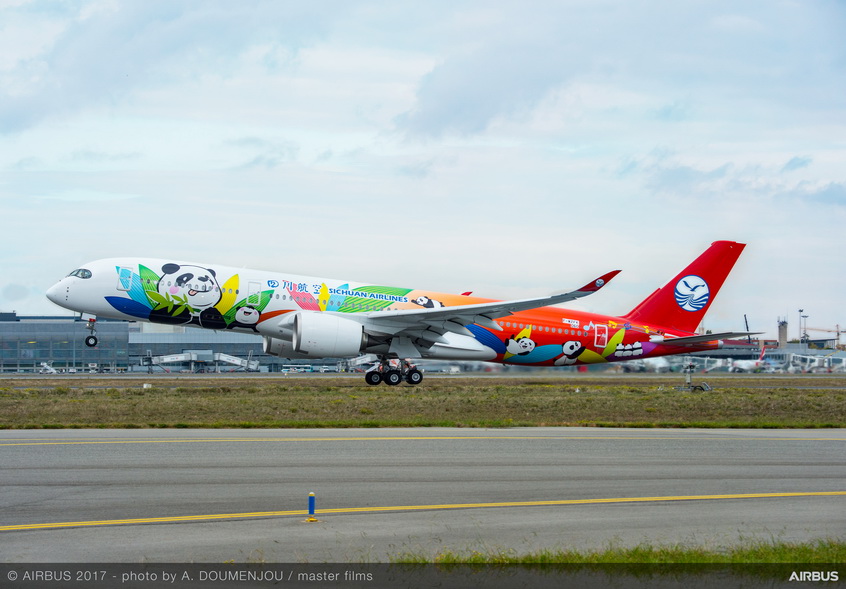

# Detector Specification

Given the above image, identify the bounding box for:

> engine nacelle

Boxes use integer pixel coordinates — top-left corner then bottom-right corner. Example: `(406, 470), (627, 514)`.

(263, 336), (312, 360)
(293, 312), (367, 357)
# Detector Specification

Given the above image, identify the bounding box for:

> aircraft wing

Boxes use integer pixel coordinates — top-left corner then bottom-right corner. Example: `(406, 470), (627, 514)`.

(649, 332), (763, 346)
(361, 270), (620, 339)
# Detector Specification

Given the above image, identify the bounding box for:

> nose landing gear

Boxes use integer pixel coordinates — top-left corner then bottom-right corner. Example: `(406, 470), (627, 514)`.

(84, 317), (98, 347)
(364, 357), (423, 386)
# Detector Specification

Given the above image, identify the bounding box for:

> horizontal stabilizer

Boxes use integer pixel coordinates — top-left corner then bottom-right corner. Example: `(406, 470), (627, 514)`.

(649, 331), (763, 346)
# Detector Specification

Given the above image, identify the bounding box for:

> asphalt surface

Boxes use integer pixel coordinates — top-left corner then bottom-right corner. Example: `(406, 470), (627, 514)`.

(1, 428), (844, 562)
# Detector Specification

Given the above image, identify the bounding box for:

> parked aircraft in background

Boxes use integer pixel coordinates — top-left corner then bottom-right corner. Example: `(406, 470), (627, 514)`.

(620, 356), (674, 373)
(728, 347), (769, 373)
(46, 241), (756, 385)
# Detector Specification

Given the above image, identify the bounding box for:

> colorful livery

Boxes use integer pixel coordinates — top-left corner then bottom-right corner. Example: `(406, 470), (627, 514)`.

(46, 241), (752, 385)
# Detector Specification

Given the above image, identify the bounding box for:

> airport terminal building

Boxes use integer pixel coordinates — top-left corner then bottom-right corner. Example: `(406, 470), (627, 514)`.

(1, 312), (842, 374)
(0, 312), (289, 373)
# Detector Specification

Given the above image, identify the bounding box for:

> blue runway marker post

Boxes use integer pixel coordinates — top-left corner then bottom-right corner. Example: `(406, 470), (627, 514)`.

(307, 492), (318, 522)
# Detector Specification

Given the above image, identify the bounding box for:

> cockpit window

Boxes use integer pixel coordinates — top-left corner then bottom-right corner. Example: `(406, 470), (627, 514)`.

(67, 269), (92, 279)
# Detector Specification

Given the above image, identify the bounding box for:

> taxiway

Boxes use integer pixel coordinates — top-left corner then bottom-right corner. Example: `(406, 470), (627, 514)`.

(1, 427), (844, 562)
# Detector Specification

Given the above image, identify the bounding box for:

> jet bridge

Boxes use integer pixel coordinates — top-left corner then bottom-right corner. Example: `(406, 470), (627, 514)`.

(213, 352), (260, 372)
(789, 353), (846, 373)
(142, 350), (259, 372)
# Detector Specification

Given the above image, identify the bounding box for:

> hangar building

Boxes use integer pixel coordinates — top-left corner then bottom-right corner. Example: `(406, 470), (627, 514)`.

(0, 312), (292, 373)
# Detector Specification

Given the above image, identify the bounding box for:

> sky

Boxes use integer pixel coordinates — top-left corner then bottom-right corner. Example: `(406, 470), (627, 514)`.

(1, 0), (845, 341)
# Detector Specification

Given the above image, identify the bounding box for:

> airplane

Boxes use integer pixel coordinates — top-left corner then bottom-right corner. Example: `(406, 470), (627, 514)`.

(46, 240), (756, 385)
(728, 347), (769, 373)
(620, 356), (674, 373)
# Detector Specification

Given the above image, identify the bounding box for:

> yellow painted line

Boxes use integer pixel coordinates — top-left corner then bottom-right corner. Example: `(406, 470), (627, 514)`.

(0, 436), (540, 447)
(1, 435), (844, 447)
(2, 492), (843, 532)
(0, 436), (567, 447)
(0, 510), (306, 531)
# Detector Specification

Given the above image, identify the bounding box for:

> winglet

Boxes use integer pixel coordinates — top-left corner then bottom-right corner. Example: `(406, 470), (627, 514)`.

(578, 270), (621, 293)
(550, 270), (620, 299)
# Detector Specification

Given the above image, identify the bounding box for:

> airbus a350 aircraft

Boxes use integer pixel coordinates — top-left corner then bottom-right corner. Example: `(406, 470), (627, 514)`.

(728, 347), (770, 373)
(46, 240), (754, 385)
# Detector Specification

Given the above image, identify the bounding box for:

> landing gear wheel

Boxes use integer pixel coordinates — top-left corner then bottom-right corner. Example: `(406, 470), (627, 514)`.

(84, 335), (98, 347)
(365, 371), (382, 386)
(383, 370), (403, 386)
(405, 369), (423, 385)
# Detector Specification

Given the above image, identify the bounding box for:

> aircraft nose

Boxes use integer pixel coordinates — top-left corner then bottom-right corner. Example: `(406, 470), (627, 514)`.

(46, 280), (68, 307)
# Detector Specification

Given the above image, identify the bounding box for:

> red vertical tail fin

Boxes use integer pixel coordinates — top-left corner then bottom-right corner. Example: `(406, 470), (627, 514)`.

(622, 241), (746, 333)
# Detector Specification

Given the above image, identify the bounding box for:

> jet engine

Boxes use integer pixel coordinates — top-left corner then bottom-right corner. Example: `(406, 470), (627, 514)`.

(292, 312), (368, 357)
(262, 336), (311, 359)
(261, 312), (368, 358)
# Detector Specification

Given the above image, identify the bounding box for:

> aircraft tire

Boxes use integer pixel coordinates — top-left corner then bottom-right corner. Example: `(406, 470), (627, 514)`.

(84, 335), (98, 347)
(405, 369), (423, 385)
(383, 370), (403, 386)
(365, 371), (382, 386)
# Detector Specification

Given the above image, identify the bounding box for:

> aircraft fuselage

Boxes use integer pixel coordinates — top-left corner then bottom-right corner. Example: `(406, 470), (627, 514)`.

(46, 256), (718, 369)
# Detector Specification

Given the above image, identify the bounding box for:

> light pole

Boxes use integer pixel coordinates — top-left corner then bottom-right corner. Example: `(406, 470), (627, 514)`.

(798, 309), (803, 343)
(801, 313), (809, 344)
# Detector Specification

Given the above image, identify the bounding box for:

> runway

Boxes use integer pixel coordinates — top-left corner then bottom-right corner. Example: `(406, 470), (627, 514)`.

(1, 428), (844, 562)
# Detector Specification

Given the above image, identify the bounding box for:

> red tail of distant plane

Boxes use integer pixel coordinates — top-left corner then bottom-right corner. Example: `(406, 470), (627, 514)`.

(622, 241), (746, 333)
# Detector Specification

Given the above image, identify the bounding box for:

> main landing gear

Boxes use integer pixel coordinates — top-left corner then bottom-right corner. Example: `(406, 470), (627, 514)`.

(365, 358), (423, 386)
(84, 317), (98, 347)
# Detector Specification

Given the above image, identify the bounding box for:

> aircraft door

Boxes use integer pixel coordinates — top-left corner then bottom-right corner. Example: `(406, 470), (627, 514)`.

(247, 281), (261, 306)
(117, 267), (133, 292)
(594, 324), (608, 348)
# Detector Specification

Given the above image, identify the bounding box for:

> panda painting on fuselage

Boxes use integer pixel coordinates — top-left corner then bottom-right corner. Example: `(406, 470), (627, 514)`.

(227, 305), (261, 332)
(148, 263), (227, 329)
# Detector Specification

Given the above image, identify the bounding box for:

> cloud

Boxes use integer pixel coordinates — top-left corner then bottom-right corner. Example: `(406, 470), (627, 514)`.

(395, 39), (572, 138)
(69, 150), (141, 164)
(39, 189), (139, 202)
(9, 157), (43, 170)
(653, 100), (693, 122)
(2, 283), (28, 302)
(226, 137), (300, 170)
(800, 182), (846, 206)
(0, 1), (346, 133)
(645, 163), (733, 195)
(1, 1), (845, 336)
(395, 156), (457, 179)
(392, 2), (846, 142)
(396, 159), (436, 179)
(781, 156), (812, 173)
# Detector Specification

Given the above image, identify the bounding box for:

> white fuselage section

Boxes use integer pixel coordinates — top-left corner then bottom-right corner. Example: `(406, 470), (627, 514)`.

(46, 257), (497, 361)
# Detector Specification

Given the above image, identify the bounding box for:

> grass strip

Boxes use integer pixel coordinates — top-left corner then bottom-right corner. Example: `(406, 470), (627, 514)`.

(1, 376), (844, 429)
(390, 538), (846, 563)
